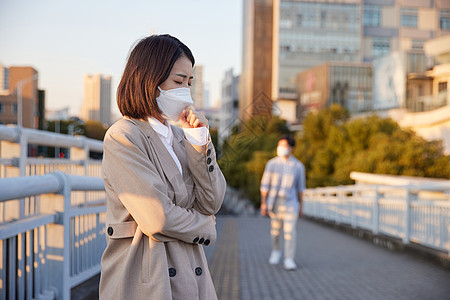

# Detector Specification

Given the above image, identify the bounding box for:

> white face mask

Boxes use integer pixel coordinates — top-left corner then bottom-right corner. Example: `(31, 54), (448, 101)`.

(156, 86), (194, 121)
(277, 146), (290, 157)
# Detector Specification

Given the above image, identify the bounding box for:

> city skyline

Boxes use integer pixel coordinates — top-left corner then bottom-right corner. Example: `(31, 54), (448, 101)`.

(0, 0), (242, 118)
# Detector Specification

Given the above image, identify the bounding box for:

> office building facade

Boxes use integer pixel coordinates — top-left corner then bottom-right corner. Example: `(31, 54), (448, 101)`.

(241, 0), (450, 122)
(0, 66), (39, 128)
(296, 62), (372, 116)
(80, 74), (111, 126)
(219, 69), (240, 143)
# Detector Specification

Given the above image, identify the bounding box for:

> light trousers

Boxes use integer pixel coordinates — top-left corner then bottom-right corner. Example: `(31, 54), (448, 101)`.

(269, 198), (298, 259)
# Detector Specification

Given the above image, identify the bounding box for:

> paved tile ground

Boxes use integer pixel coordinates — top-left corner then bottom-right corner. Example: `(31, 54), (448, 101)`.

(209, 216), (450, 300)
(73, 215), (450, 299)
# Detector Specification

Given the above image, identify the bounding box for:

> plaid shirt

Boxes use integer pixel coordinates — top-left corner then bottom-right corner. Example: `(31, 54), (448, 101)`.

(260, 155), (306, 211)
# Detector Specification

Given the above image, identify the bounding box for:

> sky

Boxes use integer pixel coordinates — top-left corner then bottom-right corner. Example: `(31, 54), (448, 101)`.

(0, 0), (243, 118)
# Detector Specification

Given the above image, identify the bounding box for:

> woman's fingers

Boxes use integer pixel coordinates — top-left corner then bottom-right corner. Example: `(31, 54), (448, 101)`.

(181, 107), (208, 128)
(193, 118), (200, 128)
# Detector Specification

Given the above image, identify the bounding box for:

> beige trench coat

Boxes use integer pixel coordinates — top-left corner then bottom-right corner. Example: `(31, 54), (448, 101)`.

(99, 117), (226, 300)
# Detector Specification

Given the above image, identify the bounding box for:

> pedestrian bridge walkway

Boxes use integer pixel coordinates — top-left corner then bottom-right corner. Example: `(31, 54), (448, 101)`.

(206, 216), (450, 300)
(1, 125), (450, 299)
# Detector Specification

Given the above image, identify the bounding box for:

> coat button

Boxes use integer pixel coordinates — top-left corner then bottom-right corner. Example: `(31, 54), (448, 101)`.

(195, 267), (202, 276)
(198, 238), (205, 244)
(204, 239), (210, 246)
(207, 157), (212, 164)
(107, 226), (113, 236)
(208, 165), (214, 172)
(207, 149), (211, 156)
(193, 237), (199, 243)
(169, 268), (176, 277)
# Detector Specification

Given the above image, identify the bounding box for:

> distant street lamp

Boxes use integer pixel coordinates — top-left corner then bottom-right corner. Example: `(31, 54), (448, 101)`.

(17, 73), (39, 127)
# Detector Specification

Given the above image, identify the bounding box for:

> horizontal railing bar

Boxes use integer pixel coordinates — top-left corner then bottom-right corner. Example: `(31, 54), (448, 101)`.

(0, 125), (103, 152)
(68, 175), (105, 191)
(69, 264), (101, 288)
(0, 173), (63, 201)
(0, 158), (14, 165)
(74, 198), (107, 207)
(0, 214), (56, 239)
(69, 204), (106, 217)
(308, 184), (450, 194)
(27, 158), (85, 166)
(0, 125), (19, 141)
(86, 159), (102, 165)
(34, 289), (57, 300)
(85, 140), (104, 152)
(0, 173), (105, 202)
(351, 171), (450, 190)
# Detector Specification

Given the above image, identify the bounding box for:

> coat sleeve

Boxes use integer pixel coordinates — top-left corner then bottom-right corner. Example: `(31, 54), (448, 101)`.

(183, 138), (226, 215)
(102, 125), (216, 245)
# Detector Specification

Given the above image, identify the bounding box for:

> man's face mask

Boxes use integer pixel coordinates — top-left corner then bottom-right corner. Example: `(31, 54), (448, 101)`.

(277, 145), (290, 157)
(156, 86), (194, 121)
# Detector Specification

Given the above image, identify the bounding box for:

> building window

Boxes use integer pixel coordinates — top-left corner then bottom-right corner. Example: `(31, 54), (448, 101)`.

(440, 10), (450, 30)
(13, 103), (17, 113)
(0, 102), (3, 113)
(3, 68), (9, 90)
(363, 5), (380, 27)
(401, 8), (417, 28)
(439, 82), (447, 92)
(372, 37), (390, 58)
(418, 84), (423, 96)
(296, 13), (303, 27)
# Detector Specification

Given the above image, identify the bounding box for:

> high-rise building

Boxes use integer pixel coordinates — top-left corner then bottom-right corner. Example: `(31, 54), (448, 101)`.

(191, 65), (204, 108)
(80, 74), (111, 126)
(240, 0), (275, 122)
(219, 69), (240, 144)
(0, 66), (39, 128)
(240, 0), (450, 122)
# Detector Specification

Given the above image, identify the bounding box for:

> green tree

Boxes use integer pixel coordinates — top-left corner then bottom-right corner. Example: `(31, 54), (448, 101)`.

(296, 105), (450, 187)
(221, 105), (450, 206)
(83, 120), (108, 141)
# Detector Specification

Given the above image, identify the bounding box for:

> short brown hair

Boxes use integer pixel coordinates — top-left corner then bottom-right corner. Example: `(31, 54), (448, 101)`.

(117, 34), (195, 119)
(279, 135), (295, 147)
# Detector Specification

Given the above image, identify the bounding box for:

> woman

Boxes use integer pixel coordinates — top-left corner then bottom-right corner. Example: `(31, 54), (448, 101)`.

(99, 34), (226, 299)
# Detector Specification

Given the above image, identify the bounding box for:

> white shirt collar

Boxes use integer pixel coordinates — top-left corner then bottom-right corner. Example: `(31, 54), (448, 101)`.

(148, 116), (170, 138)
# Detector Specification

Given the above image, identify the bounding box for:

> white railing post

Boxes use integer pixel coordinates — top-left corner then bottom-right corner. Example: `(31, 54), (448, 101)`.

(403, 188), (414, 244)
(55, 172), (72, 300)
(19, 128), (27, 219)
(351, 190), (356, 228)
(373, 187), (380, 235)
(19, 128), (27, 177)
(84, 140), (90, 176)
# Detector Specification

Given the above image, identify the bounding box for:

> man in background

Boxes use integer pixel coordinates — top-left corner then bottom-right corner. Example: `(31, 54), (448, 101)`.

(260, 135), (306, 270)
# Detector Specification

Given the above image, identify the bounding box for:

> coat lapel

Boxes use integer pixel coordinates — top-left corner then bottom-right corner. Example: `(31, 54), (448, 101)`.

(129, 118), (190, 207)
(171, 126), (190, 180)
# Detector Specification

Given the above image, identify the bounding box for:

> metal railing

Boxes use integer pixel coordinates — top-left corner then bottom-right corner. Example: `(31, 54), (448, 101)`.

(405, 90), (448, 112)
(0, 172), (106, 300)
(0, 125), (106, 299)
(303, 184), (450, 255)
(0, 124), (103, 179)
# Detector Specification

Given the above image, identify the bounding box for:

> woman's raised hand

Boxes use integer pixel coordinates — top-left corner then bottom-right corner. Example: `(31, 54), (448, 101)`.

(179, 106), (208, 128)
